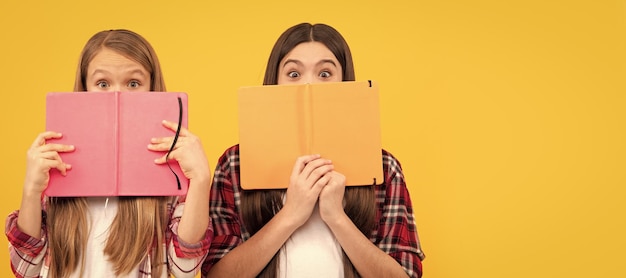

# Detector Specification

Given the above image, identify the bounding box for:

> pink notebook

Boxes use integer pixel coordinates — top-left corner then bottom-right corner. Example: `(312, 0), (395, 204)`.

(45, 92), (189, 197)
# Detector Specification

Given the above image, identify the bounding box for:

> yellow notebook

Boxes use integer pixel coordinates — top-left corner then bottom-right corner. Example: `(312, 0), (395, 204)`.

(238, 80), (383, 189)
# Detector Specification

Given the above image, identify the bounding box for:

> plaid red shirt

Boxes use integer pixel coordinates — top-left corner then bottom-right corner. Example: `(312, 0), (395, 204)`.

(202, 145), (424, 277)
(5, 196), (213, 278)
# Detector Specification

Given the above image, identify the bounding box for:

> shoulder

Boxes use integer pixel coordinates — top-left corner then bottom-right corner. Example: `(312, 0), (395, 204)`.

(381, 148), (404, 173)
(215, 144), (240, 168)
(378, 148), (410, 201)
(219, 144), (240, 159)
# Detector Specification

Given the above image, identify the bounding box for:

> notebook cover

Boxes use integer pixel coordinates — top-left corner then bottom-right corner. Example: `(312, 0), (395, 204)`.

(45, 92), (189, 197)
(238, 80), (383, 189)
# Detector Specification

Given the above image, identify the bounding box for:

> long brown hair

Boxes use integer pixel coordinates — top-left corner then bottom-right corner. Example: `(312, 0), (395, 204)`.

(242, 23), (376, 278)
(47, 29), (169, 278)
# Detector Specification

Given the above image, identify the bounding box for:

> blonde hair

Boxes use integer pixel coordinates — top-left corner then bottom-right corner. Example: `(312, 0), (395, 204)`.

(47, 29), (169, 278)
(73, 29), (165, 92)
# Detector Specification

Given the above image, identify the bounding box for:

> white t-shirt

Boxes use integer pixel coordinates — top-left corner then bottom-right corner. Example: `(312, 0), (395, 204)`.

(70, 197), (140, 278)
(278, 203), (344, 278)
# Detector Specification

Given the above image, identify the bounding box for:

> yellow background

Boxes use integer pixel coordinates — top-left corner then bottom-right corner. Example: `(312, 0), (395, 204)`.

(1, 1), (625, 277)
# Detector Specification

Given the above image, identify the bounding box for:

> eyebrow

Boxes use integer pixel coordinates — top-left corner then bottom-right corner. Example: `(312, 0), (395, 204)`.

(91, 68), (147, 77)
(282, 59), (303, 68)
(282, 59), (338, 68)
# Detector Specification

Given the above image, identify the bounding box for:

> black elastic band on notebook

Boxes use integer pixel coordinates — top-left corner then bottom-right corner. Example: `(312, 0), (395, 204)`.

(166, 97), (183, 190)
(368, 80), (372, 87)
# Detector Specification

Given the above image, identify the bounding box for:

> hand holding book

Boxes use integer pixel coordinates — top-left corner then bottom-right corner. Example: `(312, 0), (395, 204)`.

(148, 120), (211, 184)
(23, 131), (74, 198)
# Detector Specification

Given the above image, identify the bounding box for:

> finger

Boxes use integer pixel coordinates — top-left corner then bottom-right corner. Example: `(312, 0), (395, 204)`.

(54, 160), (69, 176)
(52, 160), (71, 176)
(153, 152), (175, 165)
(301, 158), (333, 180)
(30, 148), (69, 169)
(37, 151), (69, 170)
(161, 120), (190, 137)
(311, 173), (331, 192)
(30, 131), (62, 149)
(150, 136), (171, 144)
(290, 154), (321, 179)
(37, 157), (70, 176)
(154, 155), (166, 164)
(327, 171), (346, 186)
(306, 163), (334, 184)
(38, 143), (75, 153)
(148, 137), (182, 152)
(37, 150), (65, 161)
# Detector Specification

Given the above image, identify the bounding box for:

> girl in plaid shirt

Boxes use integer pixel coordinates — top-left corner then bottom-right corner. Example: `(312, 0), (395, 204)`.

(203, 23), (424, 278)
(5, 29), (212, 278)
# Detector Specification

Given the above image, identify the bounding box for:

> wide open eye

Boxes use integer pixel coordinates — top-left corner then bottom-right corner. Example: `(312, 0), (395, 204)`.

(319, 71), (332, 78)
(96, 80), (109, 88)
(128, 80), (141, 88)
(288, 71), (300, 78)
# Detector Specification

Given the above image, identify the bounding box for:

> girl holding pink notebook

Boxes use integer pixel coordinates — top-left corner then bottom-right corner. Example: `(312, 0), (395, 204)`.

(6, 29), (212, 278)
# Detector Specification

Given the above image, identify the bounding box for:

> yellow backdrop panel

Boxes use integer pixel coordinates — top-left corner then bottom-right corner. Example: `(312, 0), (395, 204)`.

(1, 1), (624, 277)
